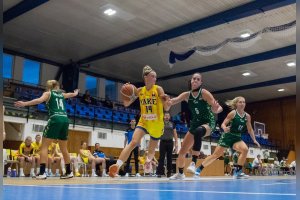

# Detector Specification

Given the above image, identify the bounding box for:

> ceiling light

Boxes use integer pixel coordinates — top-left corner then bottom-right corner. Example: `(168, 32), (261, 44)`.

(104, 8), (116, 16)
(277, 89), (285, 92)
(242, 72), (251, 76)
(286, 61), (296, 67)
(240, 32), (251, 38)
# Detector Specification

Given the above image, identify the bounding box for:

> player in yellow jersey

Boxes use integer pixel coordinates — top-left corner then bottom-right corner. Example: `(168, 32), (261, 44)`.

(32, 134), (42, 175)
(17, 136), (35, 177)
(108, 65), (170, 178)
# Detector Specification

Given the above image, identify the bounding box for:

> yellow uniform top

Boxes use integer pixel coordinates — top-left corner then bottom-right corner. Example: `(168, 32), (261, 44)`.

(32, 141), (42, 155)
(18, 142), (34, 156)
(47, 143), (56, 157)
(137, 85), (164, 139)
(80, 149), (90, 164)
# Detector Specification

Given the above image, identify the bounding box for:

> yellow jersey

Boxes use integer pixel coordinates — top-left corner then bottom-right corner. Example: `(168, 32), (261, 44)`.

(32, 141), (42, 155)
(137, 85), (164, 139)
(18, 142), (34, 156)
(80, 149), (90, 164)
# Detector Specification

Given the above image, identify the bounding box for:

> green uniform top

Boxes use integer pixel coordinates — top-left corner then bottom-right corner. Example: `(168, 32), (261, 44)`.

(46, 90), (67, 118)
(228, 111), (247, 135)
(188, 88), (214, 123)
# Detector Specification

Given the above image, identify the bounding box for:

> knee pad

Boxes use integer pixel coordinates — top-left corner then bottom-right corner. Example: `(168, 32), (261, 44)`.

(195, 126), (206, 137)
(192, 126), (206, 152)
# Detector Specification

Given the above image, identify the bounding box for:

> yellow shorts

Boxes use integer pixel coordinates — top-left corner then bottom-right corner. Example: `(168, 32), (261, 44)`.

(137, 120), (164, 140)
(81, 156), (89, 164)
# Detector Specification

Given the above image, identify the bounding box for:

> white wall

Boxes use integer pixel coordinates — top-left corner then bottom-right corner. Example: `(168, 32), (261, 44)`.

(40, 63), (59, 85)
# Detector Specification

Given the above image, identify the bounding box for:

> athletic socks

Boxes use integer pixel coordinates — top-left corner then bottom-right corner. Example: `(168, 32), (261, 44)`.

(192, 155), (198, 164)
(40, 163), (46, 175)
(179, 168), (184, 174)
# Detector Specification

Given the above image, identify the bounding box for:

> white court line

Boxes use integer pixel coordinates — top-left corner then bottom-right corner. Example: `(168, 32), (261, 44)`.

(5, 185), (295, 196)
(261, 182), (296, 186)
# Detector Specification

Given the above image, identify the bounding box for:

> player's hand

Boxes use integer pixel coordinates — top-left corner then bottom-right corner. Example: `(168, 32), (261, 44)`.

(211, 100), (220, 113)
(15, 101), (26, 108)
(223, 126), (230, 133)
(254, 140), (261, 148)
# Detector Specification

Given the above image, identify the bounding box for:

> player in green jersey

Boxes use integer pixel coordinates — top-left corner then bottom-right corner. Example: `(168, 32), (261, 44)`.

(15, 80), (79, 179)
(168, 73), (223, 180)
(194, 96), (260, 179)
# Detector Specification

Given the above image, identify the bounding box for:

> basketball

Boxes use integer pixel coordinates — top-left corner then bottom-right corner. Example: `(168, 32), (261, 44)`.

(120, 84), (137, 101)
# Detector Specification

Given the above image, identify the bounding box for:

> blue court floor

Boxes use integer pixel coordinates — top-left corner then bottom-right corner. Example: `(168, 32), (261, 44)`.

(3, 176), (296, 200)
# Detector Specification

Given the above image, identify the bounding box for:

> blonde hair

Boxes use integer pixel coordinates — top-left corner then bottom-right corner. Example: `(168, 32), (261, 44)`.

(46, 80), (60, 91)
(142, 65), (154, 79)
(225, 96), (244, 110)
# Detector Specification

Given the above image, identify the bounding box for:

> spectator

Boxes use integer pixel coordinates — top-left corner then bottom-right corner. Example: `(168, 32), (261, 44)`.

(93, 143), (109, 177)
(81, 90), (93, 105)
(17, 136), (35, 177)
(289, 160), (296, 175)
(252, 154), (263, 175)
(79, 141), (98, 177)
(32, 134), (42, 175)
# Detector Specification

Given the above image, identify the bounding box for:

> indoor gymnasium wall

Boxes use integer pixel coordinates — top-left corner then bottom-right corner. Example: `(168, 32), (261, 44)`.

(246, 96), (295, 150)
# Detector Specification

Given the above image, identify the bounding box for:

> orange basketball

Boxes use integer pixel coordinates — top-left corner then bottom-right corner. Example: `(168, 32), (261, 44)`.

(120, 84), (137, 101)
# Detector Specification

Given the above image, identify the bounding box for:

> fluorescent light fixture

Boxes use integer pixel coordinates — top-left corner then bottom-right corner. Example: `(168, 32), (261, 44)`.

(240, 32), (251, 38)
(104, 8), (116, 16)
(277, 88), (285, 92)
(286, 61), (296, 67)
(242, 72), (251, 76)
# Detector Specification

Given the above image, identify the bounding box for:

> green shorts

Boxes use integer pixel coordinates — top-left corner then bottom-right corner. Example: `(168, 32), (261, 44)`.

(189, 118), (215, 135)
(43, 115), (69, 140)
(218, 132), (242, 148)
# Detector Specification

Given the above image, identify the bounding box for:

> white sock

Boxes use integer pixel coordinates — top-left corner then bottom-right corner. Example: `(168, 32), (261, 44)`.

(55, 169), (60, 174)
(92, 169), (96, 174)
(30, 168), (35, 174)
(116, 160), (123, 167)
(36, 168), (40, 174)
(19, 168), (24, 174)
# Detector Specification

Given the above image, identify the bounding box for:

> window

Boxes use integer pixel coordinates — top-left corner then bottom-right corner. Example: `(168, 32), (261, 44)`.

(105, 80), (116, 101)
(22, 59), (40, 85)
(85, 75), (97, 96)
(3, 54), (13, 78)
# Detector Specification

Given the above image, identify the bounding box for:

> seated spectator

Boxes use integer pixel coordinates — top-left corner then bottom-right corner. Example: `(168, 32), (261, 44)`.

(93, 143), (109, 177)
(79, 141), (97, 177)
(47, 142), (61, 177)
(32, 134), (42, 175)
(17, 136), (35, 177)
(81, 90), (94, 105)
(252, 154), (263, 175)
(289, 160), (296, 175)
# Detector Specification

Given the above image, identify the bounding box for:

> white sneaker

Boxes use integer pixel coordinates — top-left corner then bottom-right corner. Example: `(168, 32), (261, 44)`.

(19, 172), (25, 177)
(135, 173), (141, 177)
(30, 172), (36, 178)
(102, 172), (109, 177)
(187, 162), (196, 174)
(169, 173), (185, 180)
(60, 172), (74, 179)
(92, 173), (98, 177)
(36, 173), (47, 180)
(125, 173), (129, 177)
(234, 171), (249, 179)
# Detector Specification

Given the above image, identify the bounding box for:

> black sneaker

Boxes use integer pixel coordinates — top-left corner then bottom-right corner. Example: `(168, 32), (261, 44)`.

(60, 172), (74, 179)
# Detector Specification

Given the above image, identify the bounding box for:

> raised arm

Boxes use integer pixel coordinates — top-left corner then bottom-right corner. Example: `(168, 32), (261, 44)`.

(246, 113), (260, 148)
(169, 92), (189, 106)
(15, 92), (50, 107)
(63, 89), (80, 99)
(202, 89), (223, 113)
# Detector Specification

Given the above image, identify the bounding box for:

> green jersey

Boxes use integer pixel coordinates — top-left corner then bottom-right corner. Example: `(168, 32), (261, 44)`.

(46, 90), (67, 118)
(188, 88), (214, 123)
(229, 111), (247, 134)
